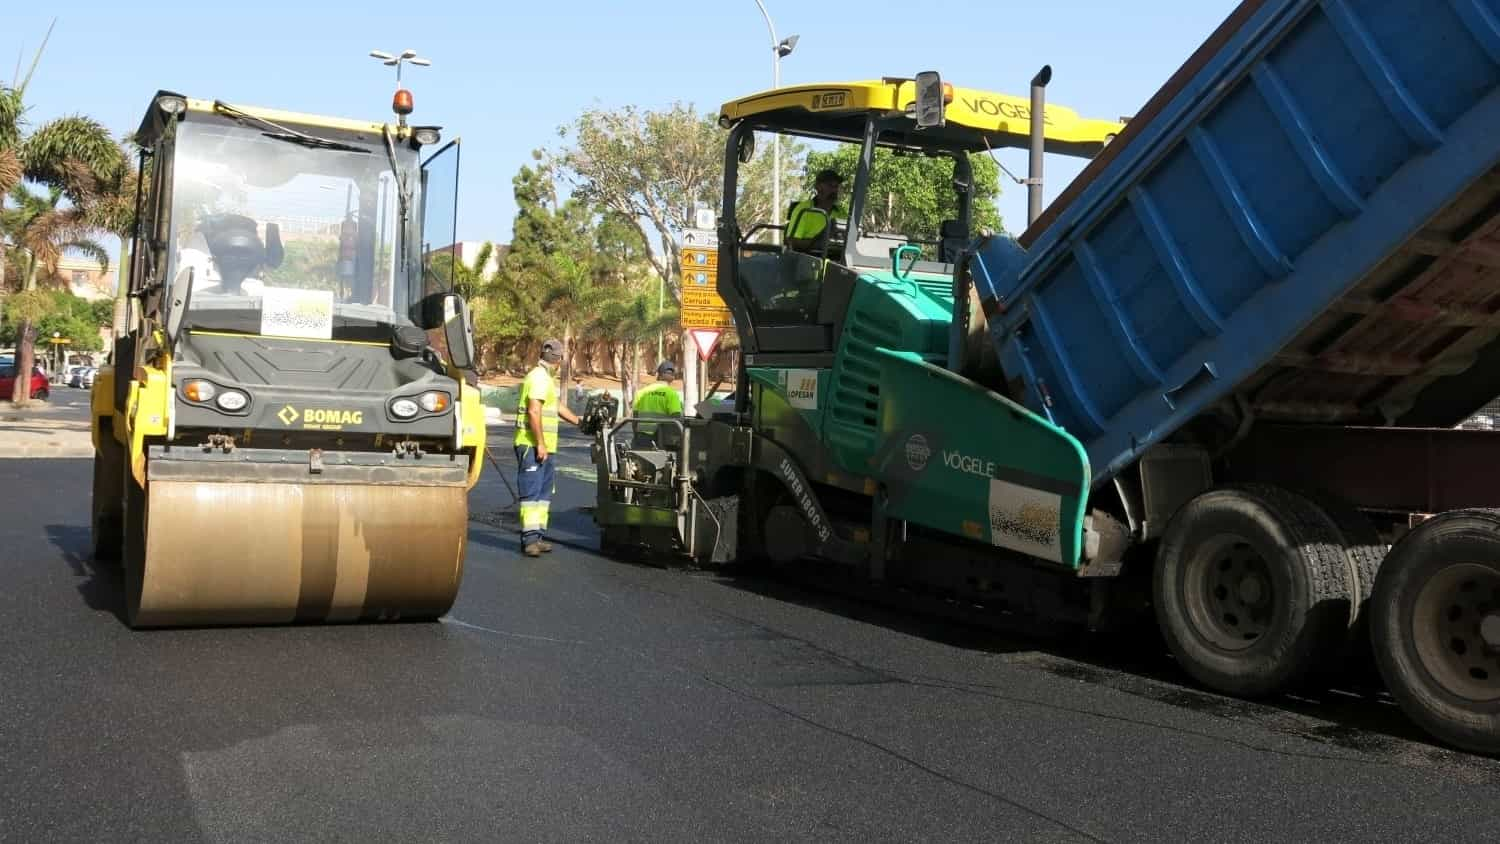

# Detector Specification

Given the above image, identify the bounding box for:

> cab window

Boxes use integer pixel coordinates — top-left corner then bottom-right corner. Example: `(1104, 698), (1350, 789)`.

(732, 132), (850, 326)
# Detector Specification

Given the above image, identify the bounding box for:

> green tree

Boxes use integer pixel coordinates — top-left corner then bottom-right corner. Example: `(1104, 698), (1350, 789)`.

(497, 158), (601, 382)
(802, 146), (1003, 246)
(558, 103), (806, 400)
(0, 288), (109, 352)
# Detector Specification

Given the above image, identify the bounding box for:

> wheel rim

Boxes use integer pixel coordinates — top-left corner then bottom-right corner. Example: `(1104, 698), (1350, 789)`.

(1411, 562), (1500, 703)
(1183, 535), (1276, 652)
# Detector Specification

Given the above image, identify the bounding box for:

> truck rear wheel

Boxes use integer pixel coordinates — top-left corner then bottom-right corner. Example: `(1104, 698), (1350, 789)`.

(1370, 510), (1500, 755)
(1303, 493), (1387, 675)
(1154, 485), (1354, 697)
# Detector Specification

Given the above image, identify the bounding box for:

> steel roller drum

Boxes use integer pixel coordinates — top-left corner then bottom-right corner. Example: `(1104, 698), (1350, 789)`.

(125, 479), (467, 628)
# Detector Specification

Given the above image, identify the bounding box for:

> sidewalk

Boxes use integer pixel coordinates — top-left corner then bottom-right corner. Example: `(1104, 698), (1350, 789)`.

(0, 404), (94, 458)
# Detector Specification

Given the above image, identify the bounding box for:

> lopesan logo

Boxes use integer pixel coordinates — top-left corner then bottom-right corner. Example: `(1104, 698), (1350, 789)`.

(905, 434), (931, 472)
(783, 369), (818, 410)
(943, 448), (996, 480)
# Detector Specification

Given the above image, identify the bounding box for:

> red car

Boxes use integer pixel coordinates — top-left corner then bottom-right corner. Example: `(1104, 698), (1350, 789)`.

(0, 365), (49, 400)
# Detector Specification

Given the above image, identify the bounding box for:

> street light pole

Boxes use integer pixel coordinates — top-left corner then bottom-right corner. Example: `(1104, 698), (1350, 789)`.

(753, 1), (797, 244)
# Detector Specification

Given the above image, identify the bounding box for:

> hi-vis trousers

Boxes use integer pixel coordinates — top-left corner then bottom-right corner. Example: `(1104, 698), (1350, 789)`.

(519, 449), (561, 548)
(519, 446), (561, 545)
(516, 445), (556, 546)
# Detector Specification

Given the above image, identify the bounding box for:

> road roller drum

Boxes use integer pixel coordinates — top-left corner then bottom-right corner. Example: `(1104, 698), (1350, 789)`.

(124, 453), (469, 627)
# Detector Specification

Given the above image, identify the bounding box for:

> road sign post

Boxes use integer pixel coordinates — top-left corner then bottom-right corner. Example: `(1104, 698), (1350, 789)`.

(678, 227), (735, 400)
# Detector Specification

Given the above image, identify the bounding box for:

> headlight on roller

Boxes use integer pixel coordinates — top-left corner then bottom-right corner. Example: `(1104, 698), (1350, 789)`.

(216, 390), (248, 411)
(183, 380), (216, 402)
(391, 399), (420, 419)
(419, 391), (450, 413)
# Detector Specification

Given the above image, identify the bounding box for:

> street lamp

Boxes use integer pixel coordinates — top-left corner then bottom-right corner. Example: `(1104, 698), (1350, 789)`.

(752, 0), (797, 244)
(368, 48), (432, 127)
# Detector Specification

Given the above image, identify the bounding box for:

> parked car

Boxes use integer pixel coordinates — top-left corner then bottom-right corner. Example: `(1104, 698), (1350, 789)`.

(0, 365), (49, 400)
(82, 367), (98, 389)
(67, 366), (89, 388)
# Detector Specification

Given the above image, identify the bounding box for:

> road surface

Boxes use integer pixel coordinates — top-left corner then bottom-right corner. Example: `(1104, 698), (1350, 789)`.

(1, 419), (1498, 841)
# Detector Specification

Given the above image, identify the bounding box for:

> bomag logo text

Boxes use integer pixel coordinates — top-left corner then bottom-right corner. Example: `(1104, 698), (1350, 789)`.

(279, 405), (363, 429)
(304, 409), (363, 425)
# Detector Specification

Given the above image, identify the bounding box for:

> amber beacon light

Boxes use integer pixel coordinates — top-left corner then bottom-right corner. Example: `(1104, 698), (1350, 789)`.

(368, 48), (431, 126)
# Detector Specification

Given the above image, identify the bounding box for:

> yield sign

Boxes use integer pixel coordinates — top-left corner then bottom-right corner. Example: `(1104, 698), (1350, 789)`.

(688, 328), (723, 361)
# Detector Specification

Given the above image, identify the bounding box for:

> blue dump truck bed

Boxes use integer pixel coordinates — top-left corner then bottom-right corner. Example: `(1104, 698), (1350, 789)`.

(970, 0), (1500, 487)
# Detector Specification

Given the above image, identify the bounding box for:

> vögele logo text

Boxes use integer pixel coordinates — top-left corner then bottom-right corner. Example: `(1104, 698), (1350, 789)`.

(943, 449), (996, 479)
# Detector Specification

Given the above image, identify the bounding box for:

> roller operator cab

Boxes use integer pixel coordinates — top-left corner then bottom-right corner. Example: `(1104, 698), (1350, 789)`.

(91, 91), (485, 628)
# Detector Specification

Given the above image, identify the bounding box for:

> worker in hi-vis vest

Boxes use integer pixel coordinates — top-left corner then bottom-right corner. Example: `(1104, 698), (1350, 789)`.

(786, 168), (845, 254)
(634, 361), (683, 416)
(630, 359), (684, 449)
(515, 338), (581, 557)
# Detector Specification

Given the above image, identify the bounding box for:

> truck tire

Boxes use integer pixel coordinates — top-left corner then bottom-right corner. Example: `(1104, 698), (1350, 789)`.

(1300, 492), (1387, 675)
(1154, 484), (1355, 697)
(1369, 510), (1500, 755)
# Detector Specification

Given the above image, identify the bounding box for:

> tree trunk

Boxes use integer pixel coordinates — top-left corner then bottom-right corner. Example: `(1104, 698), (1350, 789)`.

(560, 321), (574, 391)
(617, 342), (632, 410)
(11, 251), (42, 406)
(11, 320), (35, 405)
(631, 341), (640, 410)
(112, 241), (131, 347)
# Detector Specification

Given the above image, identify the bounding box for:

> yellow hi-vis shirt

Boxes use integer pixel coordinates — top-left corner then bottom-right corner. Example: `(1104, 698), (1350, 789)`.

(632, 382), (683, 417)
(514, 364), (560, 450)
(787, 199), (844, 244)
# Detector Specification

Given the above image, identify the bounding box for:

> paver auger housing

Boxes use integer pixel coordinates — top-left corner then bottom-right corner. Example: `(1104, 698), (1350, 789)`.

(91, 91), (484, 628)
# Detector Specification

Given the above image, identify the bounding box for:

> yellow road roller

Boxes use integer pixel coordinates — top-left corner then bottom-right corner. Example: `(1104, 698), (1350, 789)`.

(90, 90), (485, 628)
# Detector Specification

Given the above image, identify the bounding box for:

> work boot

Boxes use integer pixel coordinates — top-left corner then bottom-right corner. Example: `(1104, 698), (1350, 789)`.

(523, 543), (543, 558)
(537, 541), (554, 553)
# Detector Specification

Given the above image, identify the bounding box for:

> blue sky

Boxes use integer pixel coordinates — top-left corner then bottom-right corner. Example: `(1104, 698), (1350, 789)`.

(14, 1), (1235, 246)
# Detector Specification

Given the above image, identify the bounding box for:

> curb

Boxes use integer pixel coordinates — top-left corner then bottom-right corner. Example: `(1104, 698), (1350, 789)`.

(0, 446), (94, 458)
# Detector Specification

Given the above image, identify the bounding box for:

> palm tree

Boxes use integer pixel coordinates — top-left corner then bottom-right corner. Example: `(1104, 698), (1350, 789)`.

(2, 184), (110, 383)
(2, 184), (109, 288)
(588, 291), (677, 409)
(1, 55), (129, 404)
(539, 252), (604, 389)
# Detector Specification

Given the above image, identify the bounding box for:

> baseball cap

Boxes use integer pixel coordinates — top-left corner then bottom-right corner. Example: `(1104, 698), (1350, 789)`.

(540, 338), (564, 363)
(656, 360), (677, 377)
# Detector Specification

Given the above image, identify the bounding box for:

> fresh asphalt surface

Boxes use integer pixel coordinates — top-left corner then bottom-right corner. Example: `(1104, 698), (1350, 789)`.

(3, 391), (1500, 841)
